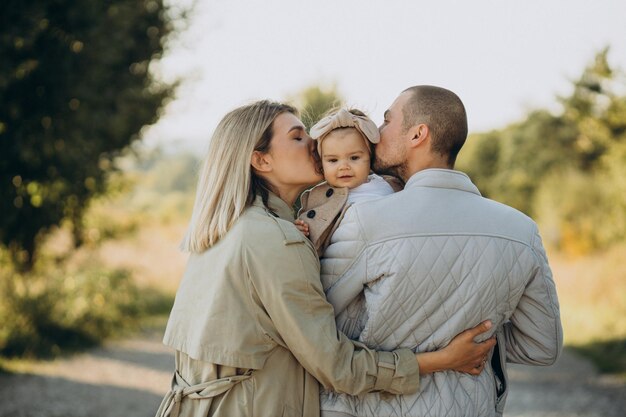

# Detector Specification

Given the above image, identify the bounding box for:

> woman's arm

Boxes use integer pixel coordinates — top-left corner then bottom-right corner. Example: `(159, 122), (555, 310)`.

(247, 223), (419, 396)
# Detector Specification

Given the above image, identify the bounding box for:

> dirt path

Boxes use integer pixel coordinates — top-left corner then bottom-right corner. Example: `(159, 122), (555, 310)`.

(0, 332), (172, 417)
(505, 349), (625, 417)
(0, 333), (624, 417)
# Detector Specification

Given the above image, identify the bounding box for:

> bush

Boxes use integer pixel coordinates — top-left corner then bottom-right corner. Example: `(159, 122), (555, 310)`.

(534, 159), (626, 255)
(0, 253), (173, 358)
(571, 339), (626, 375)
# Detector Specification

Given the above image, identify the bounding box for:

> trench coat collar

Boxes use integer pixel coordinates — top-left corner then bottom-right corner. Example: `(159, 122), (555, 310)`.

(404, 168), (481, 196)
(252, 192), (296, 221)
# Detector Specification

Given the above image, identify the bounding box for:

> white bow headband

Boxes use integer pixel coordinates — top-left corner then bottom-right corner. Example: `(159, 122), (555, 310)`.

(309, 109), (380, 155)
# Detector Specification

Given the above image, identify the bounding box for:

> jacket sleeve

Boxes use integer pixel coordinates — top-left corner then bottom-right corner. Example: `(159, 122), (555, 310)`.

(320, 206), (375, 314)
(246, 219), (419, 395)
(503, 225), (563, 365)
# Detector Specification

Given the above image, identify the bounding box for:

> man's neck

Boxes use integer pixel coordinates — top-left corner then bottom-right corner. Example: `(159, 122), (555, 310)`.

(403, 158), (451, 181)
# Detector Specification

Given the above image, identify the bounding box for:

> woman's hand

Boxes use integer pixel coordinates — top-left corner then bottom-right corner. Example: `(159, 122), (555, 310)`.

(415, 320), (496, 376)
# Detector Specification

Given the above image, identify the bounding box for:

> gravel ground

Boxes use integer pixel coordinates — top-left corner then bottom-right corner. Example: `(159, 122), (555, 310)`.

(0, 333), (624, 417)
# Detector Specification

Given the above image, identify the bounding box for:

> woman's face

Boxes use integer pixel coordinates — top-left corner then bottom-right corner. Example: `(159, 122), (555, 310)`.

(264, 112), (323, 195)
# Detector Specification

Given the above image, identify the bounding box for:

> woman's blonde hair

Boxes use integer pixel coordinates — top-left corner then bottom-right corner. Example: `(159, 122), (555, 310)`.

(181, 100), (297, 253)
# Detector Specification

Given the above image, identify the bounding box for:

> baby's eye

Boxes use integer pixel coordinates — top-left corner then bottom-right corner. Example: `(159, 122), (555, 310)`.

(350, 155), (360, 161)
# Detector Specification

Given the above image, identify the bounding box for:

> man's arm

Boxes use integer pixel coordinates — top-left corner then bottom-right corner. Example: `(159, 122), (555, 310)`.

(504, 225), (563, 365)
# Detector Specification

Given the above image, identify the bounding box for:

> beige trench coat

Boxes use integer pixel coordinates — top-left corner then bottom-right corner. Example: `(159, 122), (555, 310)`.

(157, 193), (419, 417)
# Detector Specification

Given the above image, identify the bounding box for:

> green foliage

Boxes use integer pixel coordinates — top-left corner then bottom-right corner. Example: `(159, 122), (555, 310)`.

(459, 110), (579, 214)
(458, 47), (626, 253)
(572, 339), (626, 376)
(291, 85), (344, 130)
(77, 151), (197, 246)
(140, 151), (199, 194)
(560, 48), (625, 169)
(0, 253), (173, 358)
(118, 150), (197, 218)
(0, 0), (177, 269)
(533, 170), (608, 252)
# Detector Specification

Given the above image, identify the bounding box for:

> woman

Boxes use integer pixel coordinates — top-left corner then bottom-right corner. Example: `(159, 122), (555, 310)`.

(155, 101), (494, 417)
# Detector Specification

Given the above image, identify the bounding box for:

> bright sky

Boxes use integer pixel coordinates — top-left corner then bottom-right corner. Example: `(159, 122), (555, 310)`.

(144, 0), (626, 153)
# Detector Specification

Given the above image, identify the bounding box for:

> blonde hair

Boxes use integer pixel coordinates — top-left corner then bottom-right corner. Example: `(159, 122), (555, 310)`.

(181, 100), (297, 253)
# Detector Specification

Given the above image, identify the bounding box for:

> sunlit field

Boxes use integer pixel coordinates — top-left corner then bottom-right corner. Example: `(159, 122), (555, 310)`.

(549, 247), (626, 375)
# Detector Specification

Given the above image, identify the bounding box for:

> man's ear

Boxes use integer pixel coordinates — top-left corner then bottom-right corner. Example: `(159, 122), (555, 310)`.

(408, 123), (429, 149)
(250, 150), (272, 173)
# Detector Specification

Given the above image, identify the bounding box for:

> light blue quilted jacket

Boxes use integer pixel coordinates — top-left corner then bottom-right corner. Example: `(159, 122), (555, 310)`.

(319, 169), (563, 417)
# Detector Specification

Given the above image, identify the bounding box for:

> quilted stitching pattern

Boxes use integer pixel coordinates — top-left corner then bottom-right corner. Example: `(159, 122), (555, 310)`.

(322, 232), (532, 417)
(361, 235), (531, 351)
(321, 207), (364, 292)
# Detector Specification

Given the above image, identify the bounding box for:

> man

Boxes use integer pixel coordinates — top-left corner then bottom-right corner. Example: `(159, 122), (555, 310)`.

(318, 86), (563, 417)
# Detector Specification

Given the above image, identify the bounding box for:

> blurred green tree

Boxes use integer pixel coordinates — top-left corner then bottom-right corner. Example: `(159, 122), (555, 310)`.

(458, 47), (626, 253)
(291, 84), (344, 131)
(0, 0), (177, 270)
(479, 111), (578, 214)
(551, 47), (626, 251)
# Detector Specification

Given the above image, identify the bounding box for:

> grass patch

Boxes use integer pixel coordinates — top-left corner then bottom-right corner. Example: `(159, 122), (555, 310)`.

(549, 244), (626, 374)
(0, 257), (174, 359)
(571, 339), (626, 377)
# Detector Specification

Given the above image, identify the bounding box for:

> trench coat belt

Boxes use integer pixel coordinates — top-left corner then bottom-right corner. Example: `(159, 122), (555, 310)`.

(155, 370), (253, 417)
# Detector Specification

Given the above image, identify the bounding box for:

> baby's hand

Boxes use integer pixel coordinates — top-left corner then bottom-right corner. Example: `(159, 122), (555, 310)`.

(294, 219), (310, 236)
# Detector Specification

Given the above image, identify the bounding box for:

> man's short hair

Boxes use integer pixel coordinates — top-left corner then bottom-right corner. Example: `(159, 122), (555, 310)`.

(401, 86), (468, 167)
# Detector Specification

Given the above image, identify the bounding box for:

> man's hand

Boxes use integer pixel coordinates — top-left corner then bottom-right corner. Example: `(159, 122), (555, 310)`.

(415, 320), (496, 376)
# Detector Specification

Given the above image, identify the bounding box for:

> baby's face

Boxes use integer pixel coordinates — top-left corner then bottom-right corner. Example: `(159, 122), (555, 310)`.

(320, 128), (371, 189)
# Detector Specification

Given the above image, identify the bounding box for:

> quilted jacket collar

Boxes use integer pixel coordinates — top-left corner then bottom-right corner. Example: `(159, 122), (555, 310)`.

(405, 168), (481, 196)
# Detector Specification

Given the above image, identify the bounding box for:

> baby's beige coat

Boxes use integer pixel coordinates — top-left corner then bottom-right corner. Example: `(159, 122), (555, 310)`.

(298, 176), (404, 256)
(157, 193), (419, 417)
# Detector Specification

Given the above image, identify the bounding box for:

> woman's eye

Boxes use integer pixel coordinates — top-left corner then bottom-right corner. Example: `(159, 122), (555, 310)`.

(294, 137), (302, 141)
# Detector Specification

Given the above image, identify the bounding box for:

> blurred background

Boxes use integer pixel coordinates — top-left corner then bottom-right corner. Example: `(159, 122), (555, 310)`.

(1, 0), (625, 415)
